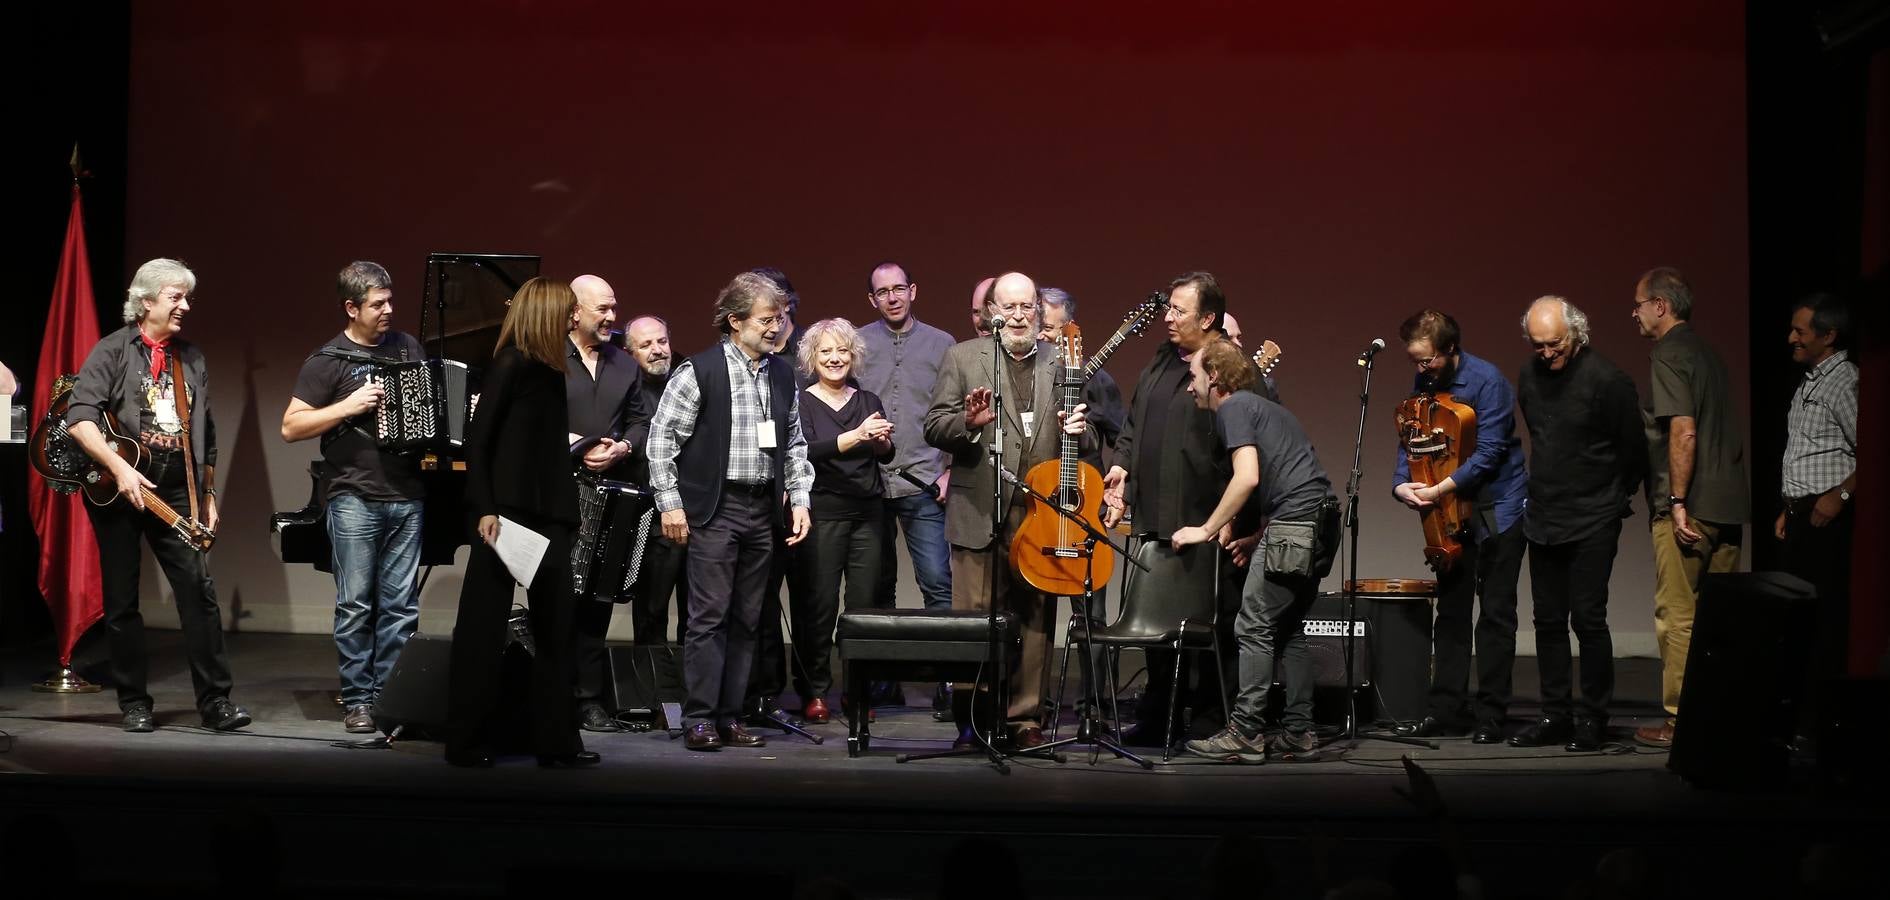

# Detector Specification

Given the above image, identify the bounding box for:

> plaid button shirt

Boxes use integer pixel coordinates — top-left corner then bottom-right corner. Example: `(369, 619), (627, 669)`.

(1782, 350), (1857, 498)
(647, 339), (813, 513)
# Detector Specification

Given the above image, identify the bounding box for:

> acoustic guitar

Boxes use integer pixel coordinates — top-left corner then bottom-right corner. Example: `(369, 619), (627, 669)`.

(29, 389), (217, 552)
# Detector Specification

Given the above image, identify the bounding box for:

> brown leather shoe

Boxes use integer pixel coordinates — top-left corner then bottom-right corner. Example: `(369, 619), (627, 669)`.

(1633, 718), (1675, 748)
(803, 697), (831, 724)
(1011, 724), (1047, 750)
(684, 722), (722, 751)
(720, 722), (767, 748)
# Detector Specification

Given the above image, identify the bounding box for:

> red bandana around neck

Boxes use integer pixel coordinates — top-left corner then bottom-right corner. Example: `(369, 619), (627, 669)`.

(139, 330), (169, 382)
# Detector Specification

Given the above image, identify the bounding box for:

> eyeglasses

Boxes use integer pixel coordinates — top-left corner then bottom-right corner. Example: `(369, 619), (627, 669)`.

(872, 284), (912, 301)
(752, 315), (784, 328)
(1631, 296), (1661, 311)
(993, 302), (1037, 315)
(1164, 303), (1196, 318)
(1530, 337), (1568, 351)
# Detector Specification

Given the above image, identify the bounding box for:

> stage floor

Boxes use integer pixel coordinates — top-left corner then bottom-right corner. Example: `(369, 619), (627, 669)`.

(0, 632), (1878, 899)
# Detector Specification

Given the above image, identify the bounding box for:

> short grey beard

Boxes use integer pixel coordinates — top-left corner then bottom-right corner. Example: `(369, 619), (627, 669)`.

(1000, 329), (1036, 356)
(644, 358), (671, 378)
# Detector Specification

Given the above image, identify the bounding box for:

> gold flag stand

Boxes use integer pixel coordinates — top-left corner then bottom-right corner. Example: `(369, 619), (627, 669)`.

(33, 666), (102, 693)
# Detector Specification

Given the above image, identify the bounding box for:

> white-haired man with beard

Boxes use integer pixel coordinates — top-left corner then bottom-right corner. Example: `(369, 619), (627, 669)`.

(924, 271), (1094, 750)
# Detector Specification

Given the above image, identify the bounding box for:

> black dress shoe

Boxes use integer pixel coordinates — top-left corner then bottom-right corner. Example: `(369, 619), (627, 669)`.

(538, 750), (602, 768)
(201, 698), (252, 732)
(952, 726), (980, 750)
(1471, 720), (1506, 744)
(684, 722), (722, 751)
(578, 704), (621, 733)
(1394, 716), (1469, 738)
(1564, 719), (1605, 752)
(719, 723), (767, 748)
(1508, 716), (1573, 747)
(445, 748), (495, 768)
(123, 705), (156, 733)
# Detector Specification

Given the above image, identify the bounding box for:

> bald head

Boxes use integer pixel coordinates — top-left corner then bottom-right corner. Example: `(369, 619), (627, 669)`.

(1220, 311), (1243, 348)
(990, 272), (1041, 356)
(570, 274), (618, 349)
(970, 276), (996, 337)
(1523, 295), (1588, 372)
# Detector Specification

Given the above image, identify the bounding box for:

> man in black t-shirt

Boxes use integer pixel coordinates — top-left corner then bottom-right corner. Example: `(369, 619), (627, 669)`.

(1173, 339), (1338, 763)
(282, 261), (426, 734)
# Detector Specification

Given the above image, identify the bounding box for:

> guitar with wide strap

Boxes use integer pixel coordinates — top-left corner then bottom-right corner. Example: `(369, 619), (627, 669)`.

(27, 372), (217, 553)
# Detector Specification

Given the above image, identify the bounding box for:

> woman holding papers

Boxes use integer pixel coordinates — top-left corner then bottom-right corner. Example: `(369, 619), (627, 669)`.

(445, 277), (591, 768)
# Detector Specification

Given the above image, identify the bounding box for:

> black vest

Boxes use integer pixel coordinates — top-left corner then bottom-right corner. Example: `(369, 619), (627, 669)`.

(675, 343), (794, 527)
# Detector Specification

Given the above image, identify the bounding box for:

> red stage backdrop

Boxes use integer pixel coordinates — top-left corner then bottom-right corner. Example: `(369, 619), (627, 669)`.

(123, 1), (1748, 654)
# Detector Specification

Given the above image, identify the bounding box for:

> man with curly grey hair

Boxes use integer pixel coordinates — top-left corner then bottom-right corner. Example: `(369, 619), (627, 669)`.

(1511, 296), (1646, 752)
(68, 258), (249, 733)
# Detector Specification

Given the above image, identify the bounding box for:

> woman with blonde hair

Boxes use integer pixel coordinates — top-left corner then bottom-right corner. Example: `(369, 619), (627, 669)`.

(789, 317), (894, 723)
(445, 277), (594, 767)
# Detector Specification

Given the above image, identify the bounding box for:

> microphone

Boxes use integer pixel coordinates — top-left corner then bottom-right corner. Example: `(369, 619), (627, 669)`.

(1356, 338), (1387, 366)
(989, 313), (1010, 331)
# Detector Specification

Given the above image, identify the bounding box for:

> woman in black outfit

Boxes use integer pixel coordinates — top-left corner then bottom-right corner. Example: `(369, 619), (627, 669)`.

(791, 318), (894, 724)
(445, 277), (594, 768)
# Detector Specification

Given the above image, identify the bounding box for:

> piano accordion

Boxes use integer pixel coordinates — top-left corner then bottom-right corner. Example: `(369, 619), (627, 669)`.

(571, 475), (658, 604)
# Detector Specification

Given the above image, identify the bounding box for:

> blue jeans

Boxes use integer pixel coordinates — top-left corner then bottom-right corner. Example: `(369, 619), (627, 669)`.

(327, 494), (424, 706)
(878, 492), (953, 609)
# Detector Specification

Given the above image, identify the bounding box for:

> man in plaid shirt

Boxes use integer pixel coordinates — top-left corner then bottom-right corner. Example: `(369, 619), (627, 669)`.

(647, 272), (814, 751)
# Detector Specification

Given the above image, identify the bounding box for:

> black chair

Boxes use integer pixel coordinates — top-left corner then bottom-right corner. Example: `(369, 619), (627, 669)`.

(836, 609), (1018, 758)
(1068, 538), (1226, 762)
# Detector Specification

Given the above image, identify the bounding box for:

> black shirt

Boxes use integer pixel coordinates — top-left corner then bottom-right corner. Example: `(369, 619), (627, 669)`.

(1214, 390), (1333, 522)
(800, 386), (895, 520)
(1115, 344), (1228, 539)
(563, 336), (649, 480)
(1517, 347), (1647, 545)
(290, 331), (426, 502)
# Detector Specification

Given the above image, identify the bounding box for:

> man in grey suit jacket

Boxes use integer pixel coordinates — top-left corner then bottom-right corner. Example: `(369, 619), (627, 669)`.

(924, 272), (1093, 749)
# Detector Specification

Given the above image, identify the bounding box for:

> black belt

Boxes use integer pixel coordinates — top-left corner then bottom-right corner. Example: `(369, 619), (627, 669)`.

(725, 480), (773, 496)
(1783, 494), (1823, 515)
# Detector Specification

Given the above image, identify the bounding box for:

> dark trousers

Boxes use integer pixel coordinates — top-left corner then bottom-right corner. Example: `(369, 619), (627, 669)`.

(685, 488), (774, 726)
(86, 452), (233, 714)
(1781, 499), (1854, 720)
(1428, 520), (1526, 724)
(1527, 519), (1621, 723)
(576, 533), (688, 708)
(748, 527), (814, 706)
(446, 518), (582, 758)
(629, 536), (688, 646)
(795, 510), (884, 700)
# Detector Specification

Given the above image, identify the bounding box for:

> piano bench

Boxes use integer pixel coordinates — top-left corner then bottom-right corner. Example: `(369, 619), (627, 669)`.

(836, 609), (1016, 758)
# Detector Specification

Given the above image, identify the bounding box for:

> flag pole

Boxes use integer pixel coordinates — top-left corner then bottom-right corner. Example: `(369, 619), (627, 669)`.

(30, 142), (103, 695)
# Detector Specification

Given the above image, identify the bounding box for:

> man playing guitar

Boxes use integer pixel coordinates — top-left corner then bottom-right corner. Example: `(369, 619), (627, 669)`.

(66, 258), (250, 734)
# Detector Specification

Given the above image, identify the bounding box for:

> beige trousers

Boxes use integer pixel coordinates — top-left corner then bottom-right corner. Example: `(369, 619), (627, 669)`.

(951, 540), (1057, 724)
(1650, 515), (1743, 716)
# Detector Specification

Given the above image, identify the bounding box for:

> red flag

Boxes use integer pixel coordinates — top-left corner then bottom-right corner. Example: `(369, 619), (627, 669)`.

(26, 183), (105, 667)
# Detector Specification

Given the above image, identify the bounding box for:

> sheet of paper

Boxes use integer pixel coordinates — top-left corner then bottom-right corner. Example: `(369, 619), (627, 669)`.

(494, 516), (549, 593)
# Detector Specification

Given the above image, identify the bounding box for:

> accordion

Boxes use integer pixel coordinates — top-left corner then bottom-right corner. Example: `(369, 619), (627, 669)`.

(355, 357), (476, 453)
(572, 475), (658, 603)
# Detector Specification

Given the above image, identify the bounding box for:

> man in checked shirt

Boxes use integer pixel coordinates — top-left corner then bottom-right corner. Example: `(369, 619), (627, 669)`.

(646, 272), (815, 751)
(1778, 294), (1858, 729)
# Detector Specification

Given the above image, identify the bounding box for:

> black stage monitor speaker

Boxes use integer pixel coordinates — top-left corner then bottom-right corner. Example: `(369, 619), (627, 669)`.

(376, 619), (535, 745)
(608, 643), (685, 730)
(1668, 572), (1817, 789)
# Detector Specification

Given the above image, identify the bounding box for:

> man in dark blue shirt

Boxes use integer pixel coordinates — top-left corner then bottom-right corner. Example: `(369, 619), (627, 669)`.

(1514, 296), (1646, 752)
(1389, 311), (1529, 744)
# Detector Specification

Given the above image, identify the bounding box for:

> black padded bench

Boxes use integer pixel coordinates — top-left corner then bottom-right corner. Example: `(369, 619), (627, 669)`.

(836, 609), (1017, 757)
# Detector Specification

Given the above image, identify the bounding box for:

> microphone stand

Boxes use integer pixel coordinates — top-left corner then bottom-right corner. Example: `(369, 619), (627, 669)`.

(997, 468), (1151, 767)
(899, 319), (1033, 771)
(1335, 347), (1434, 751)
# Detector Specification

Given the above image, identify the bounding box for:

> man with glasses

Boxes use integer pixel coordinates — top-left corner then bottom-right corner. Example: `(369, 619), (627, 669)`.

(1100, 272), (1247, 747)
(857, 262), (956, 618)
(647, 272), (815, 751)
(69, 258), (250, 733)
(1513, 296), (1646, 752)
(925, 271), (1093, 749)
(1628, 267), (1747, 748)
(1388, 310), (1529, 744)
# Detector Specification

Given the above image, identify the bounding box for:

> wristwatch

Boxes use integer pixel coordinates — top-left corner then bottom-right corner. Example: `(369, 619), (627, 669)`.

(1838, 489), (1852, 503)
(1667, 495), (1686, 507)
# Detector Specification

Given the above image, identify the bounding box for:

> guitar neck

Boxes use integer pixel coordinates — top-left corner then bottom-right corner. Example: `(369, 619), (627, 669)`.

(1058, 363), (1084, 493)
(1083, 327), (1131, 379)
(140, 487), (190, 528)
